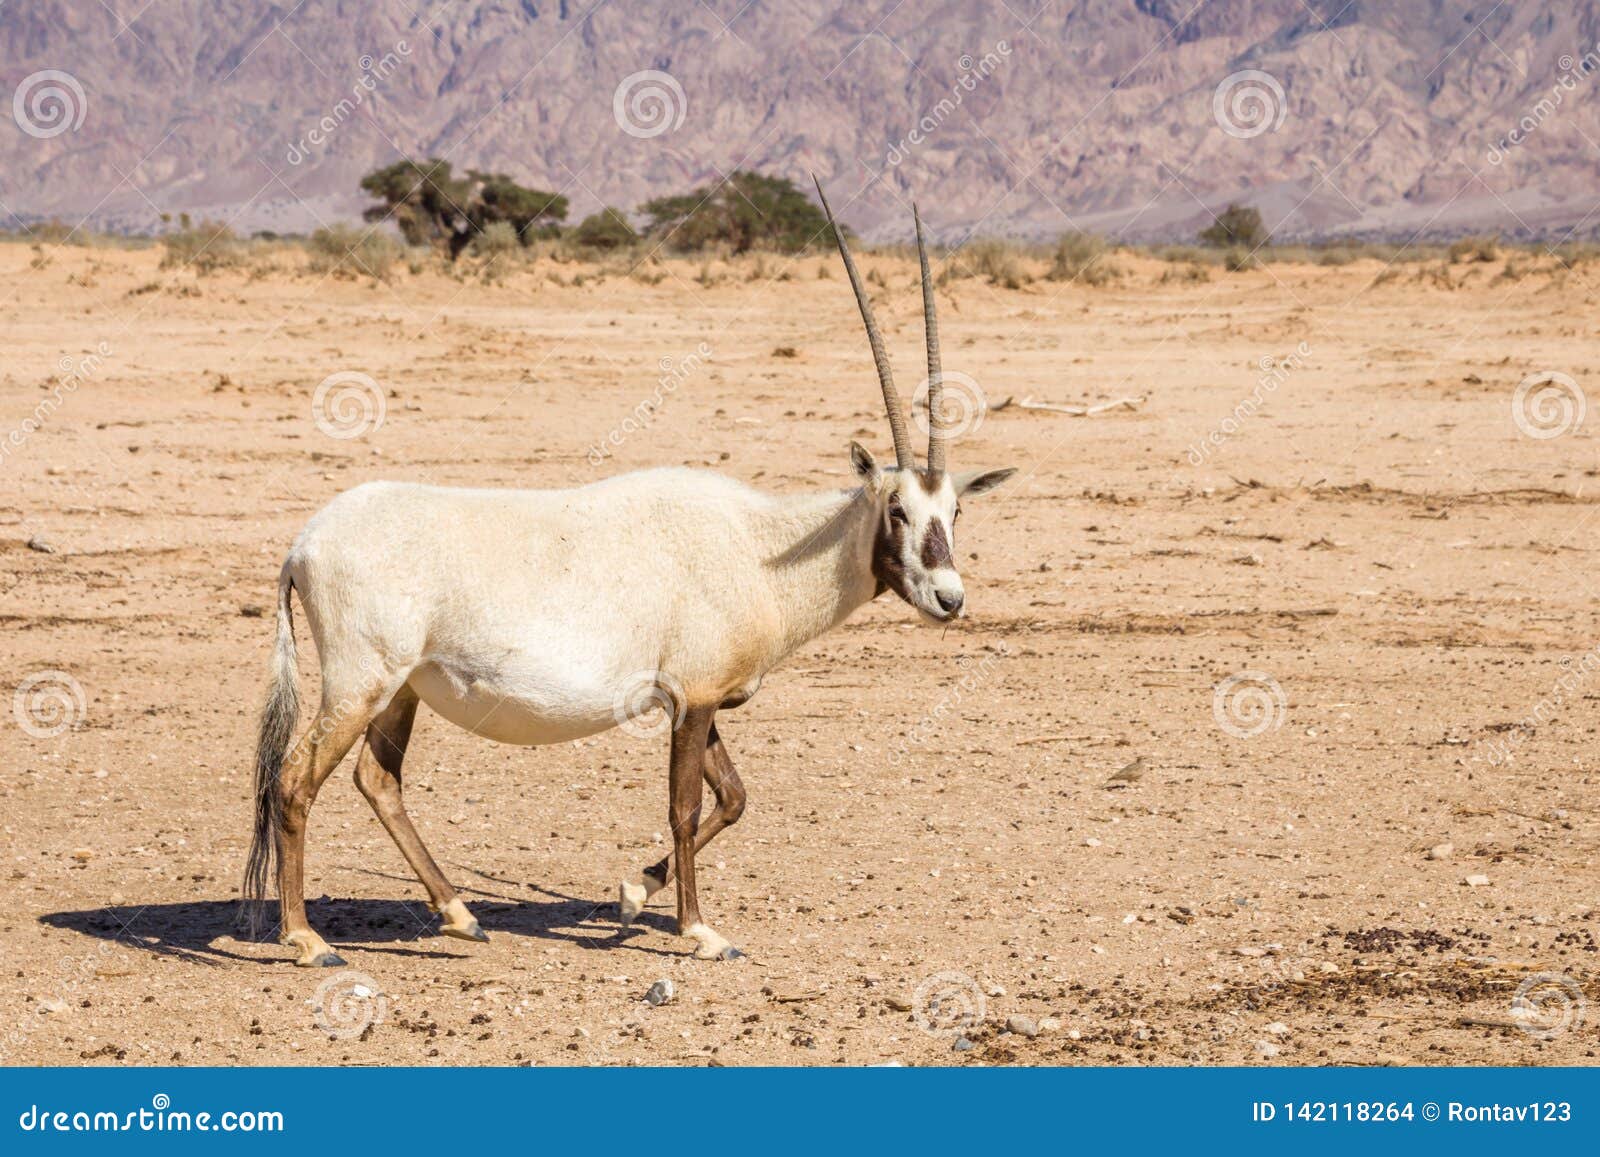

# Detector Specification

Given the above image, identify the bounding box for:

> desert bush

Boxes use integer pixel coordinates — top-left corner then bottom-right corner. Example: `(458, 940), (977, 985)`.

(160, 216), (245, 274)
(571, 207), (638, 251)
(1199, 203), (1269, 250)
(1223, 246), (1258, 272)
(1047, 232), (1122, 286)
(306, 224), (399, 280)
(1448, 235), (1499, 263)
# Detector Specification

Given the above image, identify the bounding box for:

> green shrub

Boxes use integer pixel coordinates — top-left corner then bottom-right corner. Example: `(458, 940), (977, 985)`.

(571, 207), (638, 251)
(640, 171), (833, 254)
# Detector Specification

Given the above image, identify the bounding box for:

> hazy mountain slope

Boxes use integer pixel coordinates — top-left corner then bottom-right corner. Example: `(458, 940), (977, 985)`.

(4, 0), (1599, 240)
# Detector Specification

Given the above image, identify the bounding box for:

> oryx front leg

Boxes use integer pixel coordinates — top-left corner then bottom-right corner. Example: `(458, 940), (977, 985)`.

(666, 707), (741, 960)
(620, 721), (746, 928)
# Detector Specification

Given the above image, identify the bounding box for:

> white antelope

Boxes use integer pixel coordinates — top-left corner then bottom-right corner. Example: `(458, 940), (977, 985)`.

(244, 183), (1015, 966)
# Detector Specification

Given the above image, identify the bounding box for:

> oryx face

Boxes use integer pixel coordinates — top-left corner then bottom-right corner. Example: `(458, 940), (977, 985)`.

(816, 177), (1015, 624)
(851, 443), (1015, 624)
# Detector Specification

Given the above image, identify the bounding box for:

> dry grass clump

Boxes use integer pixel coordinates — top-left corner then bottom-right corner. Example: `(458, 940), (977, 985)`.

(939, 239), (1031, 289)
(306, 224), (400, 281)
(1047, 232), (1122, 286)
(159, 217), (245, 274)
(1448, 235), (1499, 264)
(1159, 261), (1211, 285)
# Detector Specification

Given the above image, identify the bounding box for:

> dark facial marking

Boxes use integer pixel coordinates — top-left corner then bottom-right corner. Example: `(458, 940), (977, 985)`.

(871, 501), (911, 602)
(920, 519), (953, 569)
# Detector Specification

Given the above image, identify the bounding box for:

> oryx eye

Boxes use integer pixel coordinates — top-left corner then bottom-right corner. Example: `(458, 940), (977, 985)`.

(888, 497), (908, 523)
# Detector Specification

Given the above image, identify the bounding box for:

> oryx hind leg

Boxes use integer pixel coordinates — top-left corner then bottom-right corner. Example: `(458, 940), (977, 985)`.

(619, 720), (746, 949)
(353, 684), (486, 944)
(276, 692), (378, 968)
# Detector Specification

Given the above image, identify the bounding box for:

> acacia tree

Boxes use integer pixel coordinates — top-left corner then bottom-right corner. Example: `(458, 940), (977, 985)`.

(639, 171), (836, 253)
(359, 159), (568, 258)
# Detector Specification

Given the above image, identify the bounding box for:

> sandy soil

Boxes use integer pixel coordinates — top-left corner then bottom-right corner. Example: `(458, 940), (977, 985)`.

(1, 243), (1596, 1067)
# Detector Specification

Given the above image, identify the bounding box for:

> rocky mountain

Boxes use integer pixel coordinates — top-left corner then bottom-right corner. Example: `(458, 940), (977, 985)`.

(5, 0), (1600, 241)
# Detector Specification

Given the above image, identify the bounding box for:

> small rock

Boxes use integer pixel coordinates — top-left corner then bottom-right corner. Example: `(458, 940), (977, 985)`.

(1464, 873), (1491, 888)
(1235, 946), (1267, 958)
(643, 979), (675, 1007)
(35, 997), (68, 1015)
(70, 848), (92, 863)
(1427, 843), (1453, 861)
(1038, 1016), (1061, 1032)
(986, 983), (1006, 997)
(26, 536), (56, 554)
(1083, 837), (1102, 848)
(240, 604), (267, 618)
(952, 1036), (973, 1052)
(1265, 1021), (1289, 1037)
(1253, 1040), (1280, 1058)
(885, 995), (913, 1012)
(1068, 1029), (1081, 1040)
(1006, 1014), (1039, 1039)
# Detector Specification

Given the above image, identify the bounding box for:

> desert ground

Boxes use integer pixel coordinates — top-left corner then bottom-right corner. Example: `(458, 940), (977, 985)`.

(1, 239), (1596, 1067)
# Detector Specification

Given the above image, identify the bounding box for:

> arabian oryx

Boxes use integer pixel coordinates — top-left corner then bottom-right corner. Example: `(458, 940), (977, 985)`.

(244, 180), (1015, 966)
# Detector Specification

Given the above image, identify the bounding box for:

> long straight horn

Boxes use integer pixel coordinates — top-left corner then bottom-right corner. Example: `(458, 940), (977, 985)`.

(812, 175), (916, 471)
(914, 204), (946, 473)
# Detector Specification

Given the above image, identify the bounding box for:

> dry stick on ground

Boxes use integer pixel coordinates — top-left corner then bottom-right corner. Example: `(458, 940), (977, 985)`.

(991, 394), (1146, 415)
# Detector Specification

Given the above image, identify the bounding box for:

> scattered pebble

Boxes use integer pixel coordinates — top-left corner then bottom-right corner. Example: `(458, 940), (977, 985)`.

(1265, 1021), (1289, 1037)
(1006, 1014), (1039, 1039)
(1427, 843), (1453, 860)
(1464, 873), (1491, 888)
(35, 997), (68, 1015)
(1038, 1016), (1061, 1033)
(1253, 1039), (1280, 1058)
(26, 536), (56, 554)
(1235, 946), (1267, 958)
(952, 1036), (973, 1052)
(1083, 837), (1102, 848)
(644, 979), (675, 1007)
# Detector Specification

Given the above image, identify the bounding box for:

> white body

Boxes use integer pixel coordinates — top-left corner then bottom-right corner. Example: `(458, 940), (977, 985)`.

(285, 470), (880, 738)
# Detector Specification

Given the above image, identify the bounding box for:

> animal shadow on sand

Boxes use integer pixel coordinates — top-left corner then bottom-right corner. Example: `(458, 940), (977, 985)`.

(40, 870), (679, 965)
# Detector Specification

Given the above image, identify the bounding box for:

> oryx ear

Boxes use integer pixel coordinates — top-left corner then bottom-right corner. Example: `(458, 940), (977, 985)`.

(849, 441), (881, 482)
(954, 466), (1017, 496)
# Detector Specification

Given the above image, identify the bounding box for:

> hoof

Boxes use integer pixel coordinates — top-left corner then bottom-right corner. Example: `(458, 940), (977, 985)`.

(440, 920), (489, 943)
(299, 950), (347, 968)
(686, 922), (739, 960)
